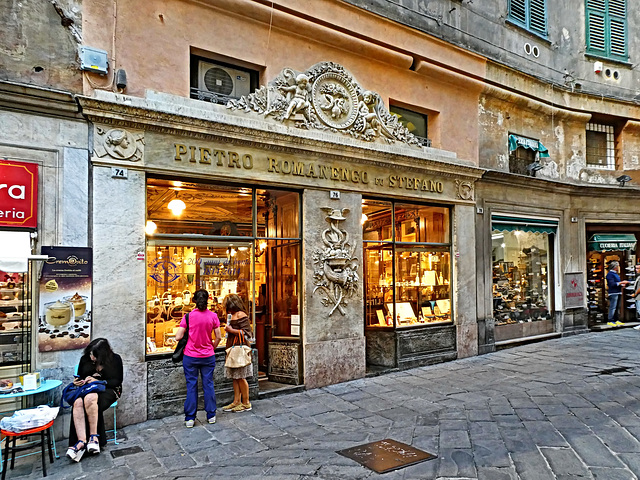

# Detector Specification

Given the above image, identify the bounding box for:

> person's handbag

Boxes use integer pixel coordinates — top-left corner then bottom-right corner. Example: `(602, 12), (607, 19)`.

(60, 380), (107, 409)
(225, 331), (252, 368)
(171, 313), (190, 363)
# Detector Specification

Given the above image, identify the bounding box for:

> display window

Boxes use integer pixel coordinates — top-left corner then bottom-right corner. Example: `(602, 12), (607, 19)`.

(491, 228), (553, 325)
(363, 199), (452, 328)
(145, 178), (300, 358)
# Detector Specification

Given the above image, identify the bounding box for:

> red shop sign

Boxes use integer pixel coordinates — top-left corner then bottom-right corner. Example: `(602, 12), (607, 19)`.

(0, 160), (38, 228)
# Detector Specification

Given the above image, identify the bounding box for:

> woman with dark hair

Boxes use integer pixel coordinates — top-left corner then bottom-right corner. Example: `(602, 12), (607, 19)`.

(221, 294), (253, 413)
(175, 289), (222, 427)
(66, 338), (123, 462)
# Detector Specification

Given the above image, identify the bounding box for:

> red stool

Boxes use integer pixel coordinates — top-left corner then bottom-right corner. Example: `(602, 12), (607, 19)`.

(1, 420), (54, 479)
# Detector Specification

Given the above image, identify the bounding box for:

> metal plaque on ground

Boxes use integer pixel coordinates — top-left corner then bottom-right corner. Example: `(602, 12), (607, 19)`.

(337, 438), (436, 474)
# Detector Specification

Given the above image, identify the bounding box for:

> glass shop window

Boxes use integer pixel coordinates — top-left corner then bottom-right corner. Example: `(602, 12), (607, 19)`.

(363, 199), (452, 329)
(492, 230), (553, 325)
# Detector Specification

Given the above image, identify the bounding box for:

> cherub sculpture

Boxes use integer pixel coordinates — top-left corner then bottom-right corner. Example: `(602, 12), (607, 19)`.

(280, 73), (312, 122)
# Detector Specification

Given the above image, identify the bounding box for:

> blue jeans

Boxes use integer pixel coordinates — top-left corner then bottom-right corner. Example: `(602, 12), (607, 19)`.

(608, 294), (620, 322)
(183, 354), (217, 421)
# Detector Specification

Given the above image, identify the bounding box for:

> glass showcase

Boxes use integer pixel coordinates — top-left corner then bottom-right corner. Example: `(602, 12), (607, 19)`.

(145, 178), (300, 362)
(363, 199), (452, 328)
(492, 229), (552, 325)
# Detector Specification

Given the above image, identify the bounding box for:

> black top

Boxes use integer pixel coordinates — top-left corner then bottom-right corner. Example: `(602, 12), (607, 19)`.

(77, 352), (123, 397)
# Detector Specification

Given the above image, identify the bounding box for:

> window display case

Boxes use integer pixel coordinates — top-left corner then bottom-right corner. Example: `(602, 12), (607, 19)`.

(0, 272), (30, 367)
(491, 230), (552, 325)
(363, 199), (452, 329)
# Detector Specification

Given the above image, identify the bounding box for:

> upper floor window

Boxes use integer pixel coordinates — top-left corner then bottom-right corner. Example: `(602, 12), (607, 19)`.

(388, 105), (431, 147)
(190, 55), (259, 105)
(586, 123), (615, 169)
(508, 134), (548, 176)
(586, 0), (627, 62)
(507, 0), (548, 37)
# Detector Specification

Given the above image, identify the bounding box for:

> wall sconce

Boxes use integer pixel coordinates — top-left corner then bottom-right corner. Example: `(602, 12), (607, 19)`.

(167, 191), (186, 216)
(256, 240), (268, 258)
(526, 162), (544, 177)
(616, 174), (632, 187)
(145, 220), (157, 235)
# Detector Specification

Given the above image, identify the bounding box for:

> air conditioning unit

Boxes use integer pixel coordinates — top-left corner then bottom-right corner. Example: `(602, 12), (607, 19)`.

(197, 61), (251, 98)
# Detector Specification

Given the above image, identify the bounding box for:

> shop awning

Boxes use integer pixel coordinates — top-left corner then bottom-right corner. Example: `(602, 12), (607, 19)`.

(492, 215), (557, 235)
(508, 134), (550, 158)
(588, 234), (637, 251)
(0, 231), (31, 272)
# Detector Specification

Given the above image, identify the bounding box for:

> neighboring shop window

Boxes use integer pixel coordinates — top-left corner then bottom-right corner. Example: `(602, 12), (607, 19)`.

(145, 179), (300, 356)
(363, 199), (451, 328)
(491, 216), (556, 325)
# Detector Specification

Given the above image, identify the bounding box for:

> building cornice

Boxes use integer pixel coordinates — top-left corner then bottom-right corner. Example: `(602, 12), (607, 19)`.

(0, 80), (82, 119)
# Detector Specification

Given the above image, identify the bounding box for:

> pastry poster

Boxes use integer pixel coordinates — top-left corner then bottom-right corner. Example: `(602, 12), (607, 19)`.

(38, 247), (92, 352)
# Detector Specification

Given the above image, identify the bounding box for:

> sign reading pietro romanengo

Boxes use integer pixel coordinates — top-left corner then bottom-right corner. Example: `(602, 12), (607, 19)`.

(0, 159), (38, 229)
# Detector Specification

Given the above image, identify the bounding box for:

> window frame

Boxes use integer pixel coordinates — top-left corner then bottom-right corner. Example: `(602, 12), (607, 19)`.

(585, 0), (628, 62)
(189, 54), (260, 105)
(585, 122), (616, 170)
(507, 0), (548, 39)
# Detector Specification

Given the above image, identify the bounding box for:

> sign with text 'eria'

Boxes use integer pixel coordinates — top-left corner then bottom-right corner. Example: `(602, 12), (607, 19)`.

(0, 160), (38, 228)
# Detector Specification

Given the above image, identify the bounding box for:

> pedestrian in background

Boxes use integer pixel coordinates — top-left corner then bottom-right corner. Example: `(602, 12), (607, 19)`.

(630, 264), (640, 320)
(175, 289), (222, 427)
(606, 261), (629, 325)
(221, 294), (253, 413)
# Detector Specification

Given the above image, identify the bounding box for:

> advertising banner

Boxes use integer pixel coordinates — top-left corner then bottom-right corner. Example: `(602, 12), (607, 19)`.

(0, 160), (38, 229)
(564, 272), (585, 309)
(38, 247), (92, 352)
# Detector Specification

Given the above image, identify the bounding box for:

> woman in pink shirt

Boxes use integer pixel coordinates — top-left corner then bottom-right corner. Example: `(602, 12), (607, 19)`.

(175, 289), (222, 427)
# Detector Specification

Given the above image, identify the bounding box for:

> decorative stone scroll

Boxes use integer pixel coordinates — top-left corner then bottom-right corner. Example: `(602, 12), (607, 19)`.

(94, 126), (144, 162)
(228, 62), (422, 146)
(312, 207), (359, 316)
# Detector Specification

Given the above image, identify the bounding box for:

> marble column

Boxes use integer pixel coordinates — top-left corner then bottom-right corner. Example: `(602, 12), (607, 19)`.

(454, 204), (478, 358)
(302, 190), (365, 388)
(92, 166), (147, 425)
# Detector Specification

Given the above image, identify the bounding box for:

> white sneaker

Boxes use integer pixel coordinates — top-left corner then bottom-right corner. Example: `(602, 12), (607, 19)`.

(208, 416), (216, 424)
(633, 325), (640, 330)
(185, 419), (195, 428)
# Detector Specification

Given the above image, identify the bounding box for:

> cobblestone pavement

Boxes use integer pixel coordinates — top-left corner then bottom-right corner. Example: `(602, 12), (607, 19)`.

(8, 329), (640, 479)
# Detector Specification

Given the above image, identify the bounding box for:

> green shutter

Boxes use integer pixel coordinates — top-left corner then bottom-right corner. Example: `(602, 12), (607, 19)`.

(509, 0), (527, 25)
(586, 0), (627, 60)
(529, 0), (547, 35)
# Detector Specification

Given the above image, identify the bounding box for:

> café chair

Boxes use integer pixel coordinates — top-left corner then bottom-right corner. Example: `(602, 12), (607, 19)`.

(1, 420), (54, 479)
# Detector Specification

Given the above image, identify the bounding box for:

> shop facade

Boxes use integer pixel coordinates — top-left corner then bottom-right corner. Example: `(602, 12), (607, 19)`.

(78, 62), (483, 420)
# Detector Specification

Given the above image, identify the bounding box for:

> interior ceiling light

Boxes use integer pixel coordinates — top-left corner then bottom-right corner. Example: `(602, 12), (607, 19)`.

(167, 191), (186, 216)
(145, 220), (157, 235)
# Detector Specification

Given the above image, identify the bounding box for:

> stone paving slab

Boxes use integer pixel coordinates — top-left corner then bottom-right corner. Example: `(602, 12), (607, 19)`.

(8, 329), (640, 479)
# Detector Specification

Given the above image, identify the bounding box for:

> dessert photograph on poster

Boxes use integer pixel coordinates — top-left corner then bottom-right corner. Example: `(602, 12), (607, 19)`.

(38, 247), (92, 352)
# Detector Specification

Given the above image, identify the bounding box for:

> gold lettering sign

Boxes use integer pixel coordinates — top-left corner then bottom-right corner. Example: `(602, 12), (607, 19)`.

(173, 144), (444, 194)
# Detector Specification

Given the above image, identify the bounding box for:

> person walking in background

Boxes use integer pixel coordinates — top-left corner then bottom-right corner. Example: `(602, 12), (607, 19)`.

(175, 289), (222, 427)
(606, 261), (629, 326)
(630, 264), (640, 321)
(67, 338), (123, 462)
(221, 294), (253, 413)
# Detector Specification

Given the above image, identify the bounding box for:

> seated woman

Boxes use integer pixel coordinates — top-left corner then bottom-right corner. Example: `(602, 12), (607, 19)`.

(66, 338), (123, 462)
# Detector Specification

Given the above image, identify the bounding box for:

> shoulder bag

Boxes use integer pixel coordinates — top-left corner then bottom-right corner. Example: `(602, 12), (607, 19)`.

(61, 380), (107, 409)
(172, 313), (190, 363)
(225, 330), (252, 368)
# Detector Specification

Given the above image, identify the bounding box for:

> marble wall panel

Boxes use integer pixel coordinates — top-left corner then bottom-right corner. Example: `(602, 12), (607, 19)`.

(92, 165), (147, 424)
(304, 337), (365, 389)
(61, 147), (89, 246)
(364, 330), (396, 367)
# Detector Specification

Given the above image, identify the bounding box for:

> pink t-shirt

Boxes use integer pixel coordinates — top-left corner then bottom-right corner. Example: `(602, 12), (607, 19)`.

(179, 309), (220, 358)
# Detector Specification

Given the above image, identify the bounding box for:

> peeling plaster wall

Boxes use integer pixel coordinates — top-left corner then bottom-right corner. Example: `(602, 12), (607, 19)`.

(0, 0), (82, 91)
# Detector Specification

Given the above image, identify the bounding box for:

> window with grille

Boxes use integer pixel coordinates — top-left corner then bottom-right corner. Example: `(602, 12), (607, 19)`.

(507, 0), (547, 37)
(586, 0), (627, 61)
(586, 123), (615, 169)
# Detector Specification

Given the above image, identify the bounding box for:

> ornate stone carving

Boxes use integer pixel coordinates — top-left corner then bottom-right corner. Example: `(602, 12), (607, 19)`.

(312, 208), (359, 316)
(228, 62), (422, 146)
(456, 180), (474, 200)
(94, 126), (144, 162)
